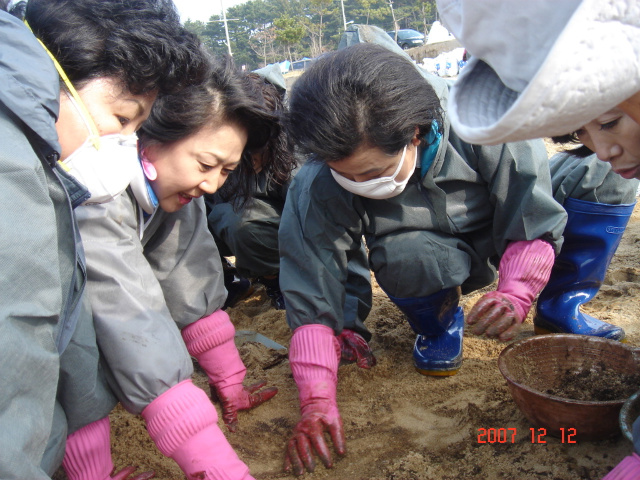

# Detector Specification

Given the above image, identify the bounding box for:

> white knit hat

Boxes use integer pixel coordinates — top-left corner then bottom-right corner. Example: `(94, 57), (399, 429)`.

(437, 0), (640, 145)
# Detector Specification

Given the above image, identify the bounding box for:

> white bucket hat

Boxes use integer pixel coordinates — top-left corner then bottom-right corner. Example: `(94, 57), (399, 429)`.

(437, 0), (640, 145)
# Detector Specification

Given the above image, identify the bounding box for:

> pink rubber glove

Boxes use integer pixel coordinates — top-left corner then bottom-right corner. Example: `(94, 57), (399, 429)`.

(142, 379), (254, 480)
(336, 329), (377, 368)
(467, 239), (555, 341)
(182, 310), (277, 432)
(63, 417), (155, 480)
(284, 324), (345, 476)
(602, 454), (640, 479)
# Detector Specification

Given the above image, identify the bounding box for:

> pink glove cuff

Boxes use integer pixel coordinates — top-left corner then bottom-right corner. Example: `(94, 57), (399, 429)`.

(142, 380), (254, 480)
(182, 310), (246, 390)
(63, 417), (113, 480)
(289, 325), (341, 414)
(182, 310), (235, 356)
(142, 380), (217, 457)
(602, 453), (640, 480)
(497, 239), (555, 320)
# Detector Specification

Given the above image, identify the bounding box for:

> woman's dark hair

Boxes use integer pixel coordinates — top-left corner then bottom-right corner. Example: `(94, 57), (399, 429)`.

(216, 72), (298, 209)
(551, 133), (594, 158)
(138, 55), (279, 204)
(286, 43), (444, 162)
(25, 0), (207, 95)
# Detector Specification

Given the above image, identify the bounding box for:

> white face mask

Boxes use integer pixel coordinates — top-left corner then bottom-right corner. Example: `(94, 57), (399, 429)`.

(330, 144), (417, 199)
(60, 92), (140, 205)
(62, 133), (141, 205)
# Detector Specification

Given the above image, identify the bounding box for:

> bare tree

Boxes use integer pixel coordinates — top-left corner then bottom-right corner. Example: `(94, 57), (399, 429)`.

(417, 0), (437, 36)
(249, 26), (277, 67)
(306, 0), (334, 57)
(389, 0), (398, 35)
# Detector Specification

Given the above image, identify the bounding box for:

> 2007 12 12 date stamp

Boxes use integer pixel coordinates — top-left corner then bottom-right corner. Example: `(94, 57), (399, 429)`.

(477, 427), (577, 444)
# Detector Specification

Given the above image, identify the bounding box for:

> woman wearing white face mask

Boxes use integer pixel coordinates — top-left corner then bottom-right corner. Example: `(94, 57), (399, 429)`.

(43, 12), (204, 207)
(56, 85), (142, 205)
(329, 143), (417, 198)
(278, 37), (569, 476)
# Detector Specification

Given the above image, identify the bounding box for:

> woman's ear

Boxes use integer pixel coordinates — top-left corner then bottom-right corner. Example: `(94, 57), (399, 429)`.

(412, 127), (421, 146)
(140, 148), (157, 180)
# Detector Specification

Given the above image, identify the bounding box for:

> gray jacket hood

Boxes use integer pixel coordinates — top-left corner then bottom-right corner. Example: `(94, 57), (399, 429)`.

(0, 11), (60, 157)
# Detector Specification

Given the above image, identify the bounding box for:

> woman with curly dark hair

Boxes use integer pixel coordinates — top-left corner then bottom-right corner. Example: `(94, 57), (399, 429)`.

(207, 65), (299, 310)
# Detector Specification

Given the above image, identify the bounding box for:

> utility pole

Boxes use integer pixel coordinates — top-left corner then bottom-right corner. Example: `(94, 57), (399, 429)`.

(221, 0), (232, 55)
(340, 0), (347, 31)
(211, 0), (238, 56)
(389, 0), (398, 40)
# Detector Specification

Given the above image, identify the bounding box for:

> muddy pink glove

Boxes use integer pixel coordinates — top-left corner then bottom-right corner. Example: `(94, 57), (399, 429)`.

(63, 417), (155, 480)
(336, 329), (376, 368)
(143, 379), (254, 480)
(467, 239), (555, 341)
(284, 324), (345, 476)
(182, 310), (277, 432)
(602, 454), (640, 479)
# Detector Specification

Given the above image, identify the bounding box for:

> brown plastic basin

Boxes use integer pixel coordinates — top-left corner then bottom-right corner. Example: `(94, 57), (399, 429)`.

(498, 334), (640, 441)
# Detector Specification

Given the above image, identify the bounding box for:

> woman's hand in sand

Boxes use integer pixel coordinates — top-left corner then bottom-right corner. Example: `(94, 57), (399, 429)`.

(210, 380), (278, 432)
(284, 400), (346, 476)
(466, 291), (523, 342)
(337, 329), (377, 368)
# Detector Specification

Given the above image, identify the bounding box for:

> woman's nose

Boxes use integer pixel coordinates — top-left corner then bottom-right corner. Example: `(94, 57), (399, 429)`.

(591, 134), (620, 162)
(199, 172), (220, 195)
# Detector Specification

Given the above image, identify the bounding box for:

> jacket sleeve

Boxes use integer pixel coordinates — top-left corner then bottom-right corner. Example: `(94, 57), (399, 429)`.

(279, 162), (369, 333)
(75, 192), (193, 414)
(473, 138), (567, 255)
(143, 197), (226, 329)
(0, 112), (67, 479)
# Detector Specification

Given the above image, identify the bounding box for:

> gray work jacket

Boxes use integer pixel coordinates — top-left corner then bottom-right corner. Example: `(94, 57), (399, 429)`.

(76, 190), (225, 413)
(279, 72), (567, 335)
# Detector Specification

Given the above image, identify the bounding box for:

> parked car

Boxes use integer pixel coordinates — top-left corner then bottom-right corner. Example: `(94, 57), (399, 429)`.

(386, 29), (425, 49)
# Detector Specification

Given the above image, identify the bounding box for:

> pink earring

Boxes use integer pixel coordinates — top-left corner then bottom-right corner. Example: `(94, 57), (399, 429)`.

(140, 150), (157, 180)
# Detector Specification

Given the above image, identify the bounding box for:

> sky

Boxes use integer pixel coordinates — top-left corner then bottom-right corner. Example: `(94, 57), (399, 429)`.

(173, 0), (248, 23)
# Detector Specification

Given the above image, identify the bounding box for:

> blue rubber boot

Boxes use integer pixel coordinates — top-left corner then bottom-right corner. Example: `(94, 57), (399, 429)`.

(388, 287), (464, 376)
(535, 198), (635, 341)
